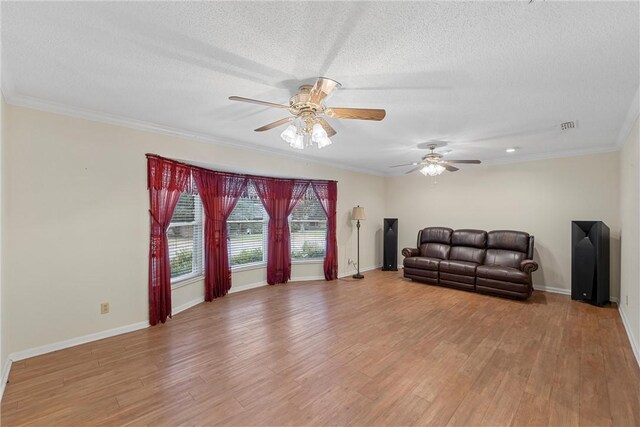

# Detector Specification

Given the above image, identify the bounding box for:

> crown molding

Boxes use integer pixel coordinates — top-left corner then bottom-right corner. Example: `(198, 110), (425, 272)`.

(384, 144), (621, 176)
(1, 89), (629, 177)
(616, 85), (640, 148)
(479, 144), (621, 167)
(2, 91), (385, 177)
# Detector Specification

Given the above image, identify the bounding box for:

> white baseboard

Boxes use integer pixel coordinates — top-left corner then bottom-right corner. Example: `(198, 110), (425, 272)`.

(618, 305), (640, 367)
(535, 285), (571, 295)
(173, 297), (204, 315)
(291, 275), (326, 282)
(9, 321), (149, 363)
(0, 358), (12, 402)
(339, 264), (382, 278)
(229, 280), (268, 293)
(0, 265), (381, 401)
(536, 285), (619, 303)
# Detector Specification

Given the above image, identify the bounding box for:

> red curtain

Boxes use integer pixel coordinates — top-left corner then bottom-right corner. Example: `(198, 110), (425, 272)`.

(147, 155), (192, 325)
(312, 181), (338, 280)
(253, 179), (309, 285)
(193, 169), (248, 300)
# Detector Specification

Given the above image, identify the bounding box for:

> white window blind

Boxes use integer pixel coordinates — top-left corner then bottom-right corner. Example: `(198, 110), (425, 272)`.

(228, 183), (268, 267)
(167, 192), (204, 283)
(290, 188), (327, 260)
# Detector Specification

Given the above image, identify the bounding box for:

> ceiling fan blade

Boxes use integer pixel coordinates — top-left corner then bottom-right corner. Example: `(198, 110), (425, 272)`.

(390, 162), (420, 168)
(325, 107), (386, 121)
(445, 159), (482, 164)
(254, 117), (293, 132)
(309, 77), (342, 105)
(229, 96), (289, 109)
(317, 118), (337, 137)
(443, 164), (459, 172)
(405, 166), (423, 175)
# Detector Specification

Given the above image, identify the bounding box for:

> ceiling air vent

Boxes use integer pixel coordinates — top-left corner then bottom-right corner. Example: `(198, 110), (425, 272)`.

(560, 121), (577, 131)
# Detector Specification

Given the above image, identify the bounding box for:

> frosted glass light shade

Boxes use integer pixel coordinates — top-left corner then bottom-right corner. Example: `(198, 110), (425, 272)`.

(290, 133), (304, 150)
(280, 125), (297, 144)
(420, 164), (445, 176)
(312, 123), (332, 148)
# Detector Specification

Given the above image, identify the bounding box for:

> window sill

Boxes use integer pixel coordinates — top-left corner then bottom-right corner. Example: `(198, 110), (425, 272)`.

(292, 258), (324, 265)
(171, 275), (204, 290)
(231, 261), (267, 273)
(230, 258), (324, 273)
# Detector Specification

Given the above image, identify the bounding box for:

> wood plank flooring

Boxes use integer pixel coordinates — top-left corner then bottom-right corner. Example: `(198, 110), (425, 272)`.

(2, 270), (639, 426)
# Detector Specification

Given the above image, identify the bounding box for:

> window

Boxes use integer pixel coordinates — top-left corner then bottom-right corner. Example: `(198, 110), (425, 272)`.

(228, 183), (268, 267)
(290, 190), (327, 260)
(168, 192), (204, 283)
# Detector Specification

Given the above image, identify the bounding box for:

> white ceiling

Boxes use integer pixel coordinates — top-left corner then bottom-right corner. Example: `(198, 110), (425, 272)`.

(2, 1), (639, 175)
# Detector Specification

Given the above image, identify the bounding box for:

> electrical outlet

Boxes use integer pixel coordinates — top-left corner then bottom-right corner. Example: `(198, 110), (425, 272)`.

(100, 302), (110, 314)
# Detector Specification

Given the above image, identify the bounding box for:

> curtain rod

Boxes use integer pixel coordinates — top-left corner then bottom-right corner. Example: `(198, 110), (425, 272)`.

(146, 153), (337, 184)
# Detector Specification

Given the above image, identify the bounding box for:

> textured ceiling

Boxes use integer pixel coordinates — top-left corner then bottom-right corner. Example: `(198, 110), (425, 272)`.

(2, 1), (639, 175)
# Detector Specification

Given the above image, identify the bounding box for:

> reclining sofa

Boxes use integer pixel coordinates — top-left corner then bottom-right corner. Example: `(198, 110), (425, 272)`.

(402, 227), (538, 299)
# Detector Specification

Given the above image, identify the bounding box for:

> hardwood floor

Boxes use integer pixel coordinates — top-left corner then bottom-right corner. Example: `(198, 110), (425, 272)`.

(2, 270), (639, 426)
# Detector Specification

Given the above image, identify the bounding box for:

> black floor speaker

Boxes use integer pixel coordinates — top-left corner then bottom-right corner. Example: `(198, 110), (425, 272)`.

(383, 218), (398, 271)
(571, 221), (610, 306)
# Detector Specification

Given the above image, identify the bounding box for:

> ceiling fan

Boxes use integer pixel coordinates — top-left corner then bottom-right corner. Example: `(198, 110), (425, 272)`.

(229, 77), (386, 149)
(390, 144), (481, 176)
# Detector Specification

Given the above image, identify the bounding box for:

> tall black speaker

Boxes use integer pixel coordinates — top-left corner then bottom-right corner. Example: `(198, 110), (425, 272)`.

(383, 218), (398, 271)
(571, 221), (609, 306)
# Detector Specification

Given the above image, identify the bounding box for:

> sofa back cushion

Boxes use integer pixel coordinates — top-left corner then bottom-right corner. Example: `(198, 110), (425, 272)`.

(484, 230), (530, 268)
(449, 229), (487, 264)
(418, 227), (452, 260)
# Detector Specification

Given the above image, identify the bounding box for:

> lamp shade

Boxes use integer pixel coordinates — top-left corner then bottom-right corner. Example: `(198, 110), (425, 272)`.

(352, 206), (366, 221)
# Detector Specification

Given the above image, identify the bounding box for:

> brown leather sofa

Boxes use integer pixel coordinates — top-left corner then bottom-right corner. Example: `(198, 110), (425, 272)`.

(402, 227), (538, 299)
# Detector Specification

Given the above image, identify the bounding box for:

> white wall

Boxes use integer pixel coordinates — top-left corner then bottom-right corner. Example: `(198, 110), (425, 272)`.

(619, 116), (640, 360)
(385, 152), (621, 296)
(2, 104), (385, 356)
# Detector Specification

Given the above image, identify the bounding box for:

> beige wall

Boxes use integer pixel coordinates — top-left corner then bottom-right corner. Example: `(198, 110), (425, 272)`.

(2, 104), (385, 355)
(385, 152), (621, 296)
(2, 101), (637, 366)
(0, 94), (6, 376)
(619, 116), (640, 357)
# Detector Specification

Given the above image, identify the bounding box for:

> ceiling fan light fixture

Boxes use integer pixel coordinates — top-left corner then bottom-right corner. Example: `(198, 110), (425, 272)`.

(420, 163), (446, 177)
(280, 124), (297, 144)
(311, 123), (332, 148)
(289, 133), (305, 150)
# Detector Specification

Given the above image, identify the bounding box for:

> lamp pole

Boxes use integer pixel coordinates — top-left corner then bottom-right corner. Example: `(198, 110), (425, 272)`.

(353, 219), (363, 279)
(352, 205), (365, 279)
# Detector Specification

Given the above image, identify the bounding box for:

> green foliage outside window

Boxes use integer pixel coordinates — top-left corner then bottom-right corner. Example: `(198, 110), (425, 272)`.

(291, 241), (325, 259)
(231, 248), (264, 265)
(170, 250), (193, 278)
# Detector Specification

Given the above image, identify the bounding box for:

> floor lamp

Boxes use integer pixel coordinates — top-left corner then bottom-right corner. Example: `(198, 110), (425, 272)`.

(352, 205), (366, 279)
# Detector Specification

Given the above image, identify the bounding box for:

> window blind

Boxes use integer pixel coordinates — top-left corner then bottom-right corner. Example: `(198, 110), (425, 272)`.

(290, 188), (327, 260)
(167, 192), (204, 282)
(228, 183), (268, 267)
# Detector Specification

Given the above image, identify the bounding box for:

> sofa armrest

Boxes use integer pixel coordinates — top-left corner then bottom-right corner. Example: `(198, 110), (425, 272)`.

(520, 260), (538, 274)
(402, 248), (419, 257)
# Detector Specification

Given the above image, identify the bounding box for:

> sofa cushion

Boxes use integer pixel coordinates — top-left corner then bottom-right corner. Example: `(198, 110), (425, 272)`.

(452, 229), (487, 248)
(484, 249), (526, 269)
(419, 243), (451, 260)
(449, 230), (487, 264)
(487, 230), (530, 253)
(476, 265), (528, 284)
(419, 227), (453, 245)
(440, 260), (478, 276)
(404, 257), (440, 271)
